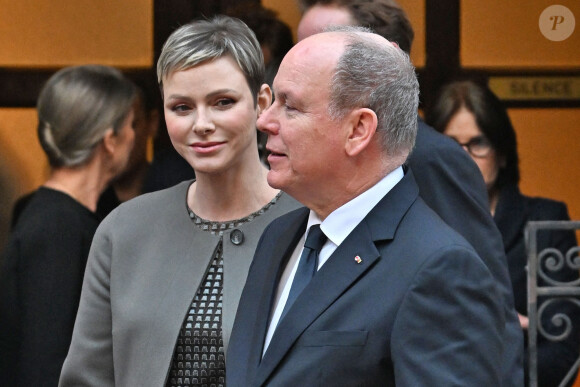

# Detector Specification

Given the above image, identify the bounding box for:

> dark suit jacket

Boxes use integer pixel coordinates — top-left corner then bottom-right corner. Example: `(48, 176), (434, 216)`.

(227, 170), (504, 386)
(408, 119), (523, 385)
(494, 184), (579, 387)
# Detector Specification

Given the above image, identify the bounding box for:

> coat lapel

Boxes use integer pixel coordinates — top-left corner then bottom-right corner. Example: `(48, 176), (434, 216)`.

(253, 169), (420, 386)
(243, 208), (310, 378)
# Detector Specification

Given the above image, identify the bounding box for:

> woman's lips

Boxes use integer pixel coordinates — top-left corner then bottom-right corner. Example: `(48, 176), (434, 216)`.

(191, 141), (226, 154)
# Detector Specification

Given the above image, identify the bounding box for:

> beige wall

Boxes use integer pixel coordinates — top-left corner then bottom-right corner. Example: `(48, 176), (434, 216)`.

(510, 108), (580, 220)
(461, 0), (580, 69)
(0, 0), (153, 68)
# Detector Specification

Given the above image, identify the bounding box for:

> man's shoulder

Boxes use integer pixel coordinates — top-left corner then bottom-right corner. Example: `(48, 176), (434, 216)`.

(398, 196), (476, 253)
(411, 119), (468, 162)
(265, 205), (309, 232)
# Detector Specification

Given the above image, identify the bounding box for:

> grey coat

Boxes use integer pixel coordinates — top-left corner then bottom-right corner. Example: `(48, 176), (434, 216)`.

(59, 181), (301, 386)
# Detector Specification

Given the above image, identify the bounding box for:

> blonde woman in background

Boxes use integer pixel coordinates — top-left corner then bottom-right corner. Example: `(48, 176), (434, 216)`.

(0, 65), (136, 386)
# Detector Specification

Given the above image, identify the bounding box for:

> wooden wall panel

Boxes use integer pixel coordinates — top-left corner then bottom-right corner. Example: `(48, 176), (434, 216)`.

(461, 0), (580, 69)
(0, 0), (153, 68)
(0, 108), (47, 195)
(509, 108), (580, 220)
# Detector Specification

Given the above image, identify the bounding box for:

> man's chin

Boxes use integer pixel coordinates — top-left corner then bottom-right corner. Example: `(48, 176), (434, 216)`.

(266, 170), (287, 190)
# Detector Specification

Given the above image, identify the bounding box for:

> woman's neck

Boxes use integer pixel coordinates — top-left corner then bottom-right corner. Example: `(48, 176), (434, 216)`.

(187, 162), (279, 222)
(488, 187), (500, 216)
(43, 159), (112, 212)
(112, 161), (150, 203)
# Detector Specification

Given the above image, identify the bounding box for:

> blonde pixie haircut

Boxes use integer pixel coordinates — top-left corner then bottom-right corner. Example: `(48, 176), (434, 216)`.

(157, 15), (265, 106)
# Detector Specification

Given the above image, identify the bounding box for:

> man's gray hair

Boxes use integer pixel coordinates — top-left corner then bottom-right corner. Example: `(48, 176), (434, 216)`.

(157, 15), (265, 105)
(328, 26), (419, 158)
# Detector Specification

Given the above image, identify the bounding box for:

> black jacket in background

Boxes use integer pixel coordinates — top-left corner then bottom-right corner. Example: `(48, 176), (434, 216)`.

(495, 184), (579, 387)
(407, 118), (524, 386)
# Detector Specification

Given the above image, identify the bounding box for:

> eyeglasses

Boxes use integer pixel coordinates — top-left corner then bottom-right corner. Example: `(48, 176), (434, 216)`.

(454, 135), (493, 158)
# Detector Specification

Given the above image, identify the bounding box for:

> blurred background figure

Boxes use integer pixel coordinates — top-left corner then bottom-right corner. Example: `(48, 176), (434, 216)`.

(226, 2), (294, 164)
(59, 16), (300, 386)
(427, 79), (580, 387)
(226, 1), (294, 88)
(0, 65), (136, 386)
(96, 73), (160, 217)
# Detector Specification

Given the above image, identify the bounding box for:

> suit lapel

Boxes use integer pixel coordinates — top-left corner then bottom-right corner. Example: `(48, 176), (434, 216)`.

(253, 169), (420, 386)
(244, 208), (309, 378)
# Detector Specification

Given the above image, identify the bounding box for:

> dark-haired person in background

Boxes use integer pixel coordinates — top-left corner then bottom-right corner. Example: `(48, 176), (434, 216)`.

(96, 74), (160, 217)
(226, 2), (295, 164)
(296, 1), (524, 384)
(427, 79), (579, 387)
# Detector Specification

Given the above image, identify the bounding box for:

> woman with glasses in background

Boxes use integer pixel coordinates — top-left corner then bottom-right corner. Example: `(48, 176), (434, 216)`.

(427, 79), (579, 387)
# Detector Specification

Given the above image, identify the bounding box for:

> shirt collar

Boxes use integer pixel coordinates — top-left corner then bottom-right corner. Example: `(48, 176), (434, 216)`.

(307, 166), (404, 247)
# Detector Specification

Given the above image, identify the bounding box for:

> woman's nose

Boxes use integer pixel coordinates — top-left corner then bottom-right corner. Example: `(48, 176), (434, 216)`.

(193, 109), (215, 135)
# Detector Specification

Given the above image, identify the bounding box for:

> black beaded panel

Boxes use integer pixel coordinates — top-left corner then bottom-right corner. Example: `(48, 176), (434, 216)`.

(166, 242), (225, 387)
(165, 191), (283, 386)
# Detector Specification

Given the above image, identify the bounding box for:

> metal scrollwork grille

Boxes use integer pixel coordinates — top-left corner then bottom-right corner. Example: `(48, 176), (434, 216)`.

(526, 220), (580, 387)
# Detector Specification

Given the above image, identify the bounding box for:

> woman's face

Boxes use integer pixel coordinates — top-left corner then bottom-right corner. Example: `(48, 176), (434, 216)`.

(443, 107), (500, 190)
(110, 109), (136, 176)
(162, 56), (269, 176)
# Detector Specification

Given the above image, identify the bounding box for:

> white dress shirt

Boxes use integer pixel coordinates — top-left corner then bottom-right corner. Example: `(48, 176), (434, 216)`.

(262, 166), (404, 355)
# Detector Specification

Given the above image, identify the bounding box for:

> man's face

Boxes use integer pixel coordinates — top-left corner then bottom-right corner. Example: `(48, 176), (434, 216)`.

(297, 4), (354, 41)
(256, 34), (347, 202)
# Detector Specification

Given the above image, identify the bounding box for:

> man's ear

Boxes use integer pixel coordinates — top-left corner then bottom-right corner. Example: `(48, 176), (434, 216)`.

(101, 128), (117, 156)
(257, 84), (272, 117)
(345, 107), (378, 157)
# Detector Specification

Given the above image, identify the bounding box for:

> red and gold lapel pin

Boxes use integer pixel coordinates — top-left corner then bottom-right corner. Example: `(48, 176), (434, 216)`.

(354, 255), (362, 264)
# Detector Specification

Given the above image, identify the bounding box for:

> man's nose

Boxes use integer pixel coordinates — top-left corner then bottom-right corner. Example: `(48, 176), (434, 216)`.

(257, 106), (277, 135)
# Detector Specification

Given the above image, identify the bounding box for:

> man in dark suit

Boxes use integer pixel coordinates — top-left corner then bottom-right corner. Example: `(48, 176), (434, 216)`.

(227, 27), (504, 386)
(295, 1), (524, 385)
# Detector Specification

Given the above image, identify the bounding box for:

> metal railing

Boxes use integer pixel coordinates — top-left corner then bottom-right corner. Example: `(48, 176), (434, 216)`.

(526, 220), (580, 387)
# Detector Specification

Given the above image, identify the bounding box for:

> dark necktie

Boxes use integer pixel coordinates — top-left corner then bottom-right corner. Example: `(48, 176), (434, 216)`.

(280, 224), (327, 321)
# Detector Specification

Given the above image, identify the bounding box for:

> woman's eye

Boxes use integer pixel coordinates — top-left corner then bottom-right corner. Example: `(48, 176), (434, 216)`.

(171, 104), (190, 113)
(216, 98), (235, 108)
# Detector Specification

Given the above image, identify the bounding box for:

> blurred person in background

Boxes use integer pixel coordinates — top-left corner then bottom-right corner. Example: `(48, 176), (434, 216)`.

(96, 74), (160, 217)
(0, 64), (136, 386)
(226, 2), (295, 164)
(427, 79), (580, 387)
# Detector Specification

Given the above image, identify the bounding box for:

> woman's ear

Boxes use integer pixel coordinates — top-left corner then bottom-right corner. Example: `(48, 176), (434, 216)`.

(101, 128), (117, 156)
(257, 84), (272, 117)
(345, 107), (378, 157)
